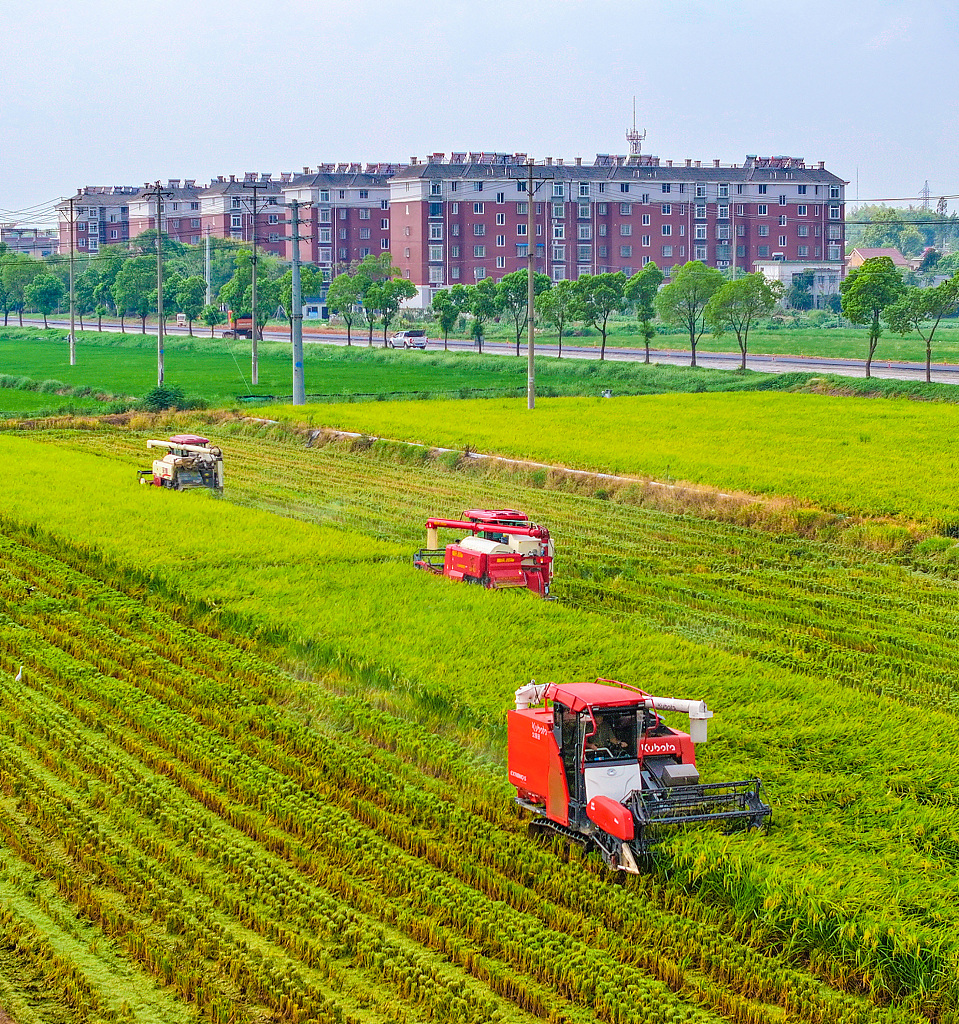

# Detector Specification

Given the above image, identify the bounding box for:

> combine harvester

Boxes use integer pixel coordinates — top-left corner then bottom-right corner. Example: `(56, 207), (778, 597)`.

(508, 678), (771, 871)
(138, 435), (224, 493)
(413, 509), (554, 596)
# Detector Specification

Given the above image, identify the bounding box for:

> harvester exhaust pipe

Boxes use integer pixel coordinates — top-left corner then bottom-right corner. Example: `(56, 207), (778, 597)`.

(646, 696), (713, 744)
(514, 680), (547, 710)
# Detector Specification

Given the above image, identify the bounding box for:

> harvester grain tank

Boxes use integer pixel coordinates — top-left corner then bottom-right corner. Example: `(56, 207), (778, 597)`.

(138, 435), (223, 492)
(413, 509), (554, 596)
(508, 678), (771, 871)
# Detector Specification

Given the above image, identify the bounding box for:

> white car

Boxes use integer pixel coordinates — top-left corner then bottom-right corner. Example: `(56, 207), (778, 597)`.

(389, 330), (428, 349)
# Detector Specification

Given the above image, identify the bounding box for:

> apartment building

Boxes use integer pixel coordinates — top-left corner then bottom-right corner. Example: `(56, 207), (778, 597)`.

(281, 164), (396, 281)
(390, 152), (846, 307)
(57, 185), (140, 253)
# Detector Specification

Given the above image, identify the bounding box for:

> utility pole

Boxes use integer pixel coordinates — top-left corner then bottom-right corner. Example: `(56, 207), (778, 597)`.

(508, 160), (553, 409)
(68, 195), (76, 365)
(205, 226), (211, 305)
(143, 181), (173, 385)
(243, 178), (271, 385)
(288, 198), (310, 405)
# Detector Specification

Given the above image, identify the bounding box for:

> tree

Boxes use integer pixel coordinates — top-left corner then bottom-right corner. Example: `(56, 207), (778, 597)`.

(431, 287), (470, 351)
(884, 277), (959, 383)
(467, 277), (498, 353)
(625, 263), (663, 364)
(705, 273), (782, 371)
(496, 269), (551, 356)
(840, 256), (906, 377)
(200, 304), (225, 337)
(24, 273), (64, 329)
(326, 271), (362, 347)
(787, 270), (814, 311)
(573, 272), (627, 361)
(1, 254), (43, 327)
(654, 261), (724, 367)
(367, 277), (417, 345)
(74, 270), (97, 331)
(353, 254), (400, 346)
(112, 256), (155, 333)
(535, 279), (578, 359)
(277, 265), (325, 340)
(176, 276), (206, 336)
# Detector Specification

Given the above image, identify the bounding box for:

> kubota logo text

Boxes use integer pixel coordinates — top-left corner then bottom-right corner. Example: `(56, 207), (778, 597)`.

(640, 741), (679, 755)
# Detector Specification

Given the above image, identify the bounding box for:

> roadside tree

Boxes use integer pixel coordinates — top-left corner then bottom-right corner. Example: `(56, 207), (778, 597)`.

(655, 261), (724, 367)
(535, 279), (578, 359)
(840, 256), (906, 377)
(112, 256), (156, 333)
(573, 272), (627, 360)
(176, 276), (206, 336)
(431, 286), (470, 350)
(199, 304), (225, 337)
(1, 254), (43, 327)
(884, 276), (959, 382)
(496, 269), (551, 356)
(467, 277), (498, 353)
(367, 277), (418, 346)
(625, 262), (663, 364)
(24, 273), (64, 328)
(705, 273), (783, 371)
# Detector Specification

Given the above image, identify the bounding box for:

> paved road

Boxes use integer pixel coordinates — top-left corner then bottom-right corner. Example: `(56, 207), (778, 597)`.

(17, 318), (959, 386)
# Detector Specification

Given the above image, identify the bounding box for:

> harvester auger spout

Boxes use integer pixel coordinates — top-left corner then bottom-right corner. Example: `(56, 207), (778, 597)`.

(413, 509), (554, 596)
(507, 679), (771, 871)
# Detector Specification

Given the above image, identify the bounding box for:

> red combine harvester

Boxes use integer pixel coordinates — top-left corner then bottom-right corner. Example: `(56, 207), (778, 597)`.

(508, 678), (771, 871)
(137, 435), (224, 493)
(413, 509), (554, 596)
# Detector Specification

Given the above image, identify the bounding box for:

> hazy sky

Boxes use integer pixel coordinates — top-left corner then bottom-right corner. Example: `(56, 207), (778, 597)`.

(3, 0), (956, 225)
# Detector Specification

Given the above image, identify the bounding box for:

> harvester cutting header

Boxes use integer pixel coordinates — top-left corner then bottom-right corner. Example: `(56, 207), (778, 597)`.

(413, 509), (554, 596)
(508, 678), (771, 871)
(138, 435), (223, 493)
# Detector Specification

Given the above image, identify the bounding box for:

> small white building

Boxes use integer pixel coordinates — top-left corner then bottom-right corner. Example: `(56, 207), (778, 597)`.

(753, 259), (843, 308)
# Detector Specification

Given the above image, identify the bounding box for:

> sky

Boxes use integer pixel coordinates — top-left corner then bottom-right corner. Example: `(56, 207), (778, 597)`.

(3, 0), (956, 226)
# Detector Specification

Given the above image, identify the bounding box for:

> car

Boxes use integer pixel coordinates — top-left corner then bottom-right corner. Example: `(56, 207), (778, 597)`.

(389, 330), (428, 349)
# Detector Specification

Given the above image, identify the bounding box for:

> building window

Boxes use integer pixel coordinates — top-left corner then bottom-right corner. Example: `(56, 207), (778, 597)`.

(642, 235), (650, 247)
(620, 203), (632, 216)
(428, 203), (442, 217)
(830, 185), (840, 199)
(552, 183), (564, 198)
(450, 246), (460, 257)
(430, 182), (442, 196)
(516, 202), (528, 215)
(717, 225), (730, 240)
(474, 182), (483, 192)
(620, 183), (630, 193)
(360, 247), (371, 256)
(797, 205), (807, 217)
(797, 246), (809, 257)
(359, 208), (370, 220)
(231, 215), (241, 228)
(381, 218), (389, 230)
(599, 224), (607, 236)
(779, 235), (787, 246)
(191, 218), (200, 227)
(552, 203), (564, 219)
(620, 245), (632, 257)
(579, 182), (590, 198)
(736, 245), (746, 258)
(758, 184), (767, 194)
(661, 183), (671, 193)
(695, 225), (707, 240)
(598, 245), (608, 257)
(474, 267), (485, 280)
(797, 225), (809, 237)
(758, 204), (768, 216)
(662, 245), (673, 257)
(828, 225), (842, 239)
(359, 190), (369, 199)
(496, 256), (506, 268)
(779, 195), (787, 205)
(758, 245), (769, 257)
(798, 185), (807, 195)
(496, 212), (505, 225)
(360, 228), (371, 239)
(341, 209), (348, 220)
(718, 205), (728, 219)
(320, 228), (331, 243)
(496, 192), (505, 204)
(451, 202), (459, 214)
(516, 243), (528, 257)
(829, 206), (841, 219)
(828, 244), (841, 259)
(473, 202), (484, 214)
(695, 184), (706, 199)
(473, 224), (486, 236)
(473, 245), (486, 257)
(340, 228), (348, 240)
(578, 203), (590, 219)
(517, 224), (527, 236)
(268, 233), (280, 243)
(779, 215), (788, 226)
(695, 205), (706, 219)
(553, 246), (566, 262)
(404, 247), (411, 258)
(268, 214), (279, 224)
(430, 225), (443, 240)
(429, 246), (443, 261)
(578, 225), (591, 240)
(695, 245), (707, 260)
(577, 245), (591, 262)
(620, 224), (632, 236)
(661, 204), (671, 216)
(737, 224), (746, 236)
(640, 214), (649, 226)
(597, 203), (607, 215)
(758, 225), (769, 237)
(451, 267), (461, 279)
(718, 183), (729, 198)
(553, 224), (565, 239)
(496, 234), (505, 246)
(662, 224), (671, 236)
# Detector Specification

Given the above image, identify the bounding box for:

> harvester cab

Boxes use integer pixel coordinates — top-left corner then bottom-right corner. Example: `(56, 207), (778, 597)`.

(508, 679), (770, 871)
(413, 509), (554, 596)
(138, 435), (223, 493)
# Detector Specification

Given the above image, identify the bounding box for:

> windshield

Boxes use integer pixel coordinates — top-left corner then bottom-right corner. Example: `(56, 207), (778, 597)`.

(584, 708), (636, 762)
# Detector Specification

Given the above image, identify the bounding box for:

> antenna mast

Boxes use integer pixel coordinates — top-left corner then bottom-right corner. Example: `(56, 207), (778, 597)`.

(626, 97), (646, 158)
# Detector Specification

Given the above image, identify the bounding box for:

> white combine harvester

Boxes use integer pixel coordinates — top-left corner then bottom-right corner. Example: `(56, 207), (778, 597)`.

(137, 434), (223, 493)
